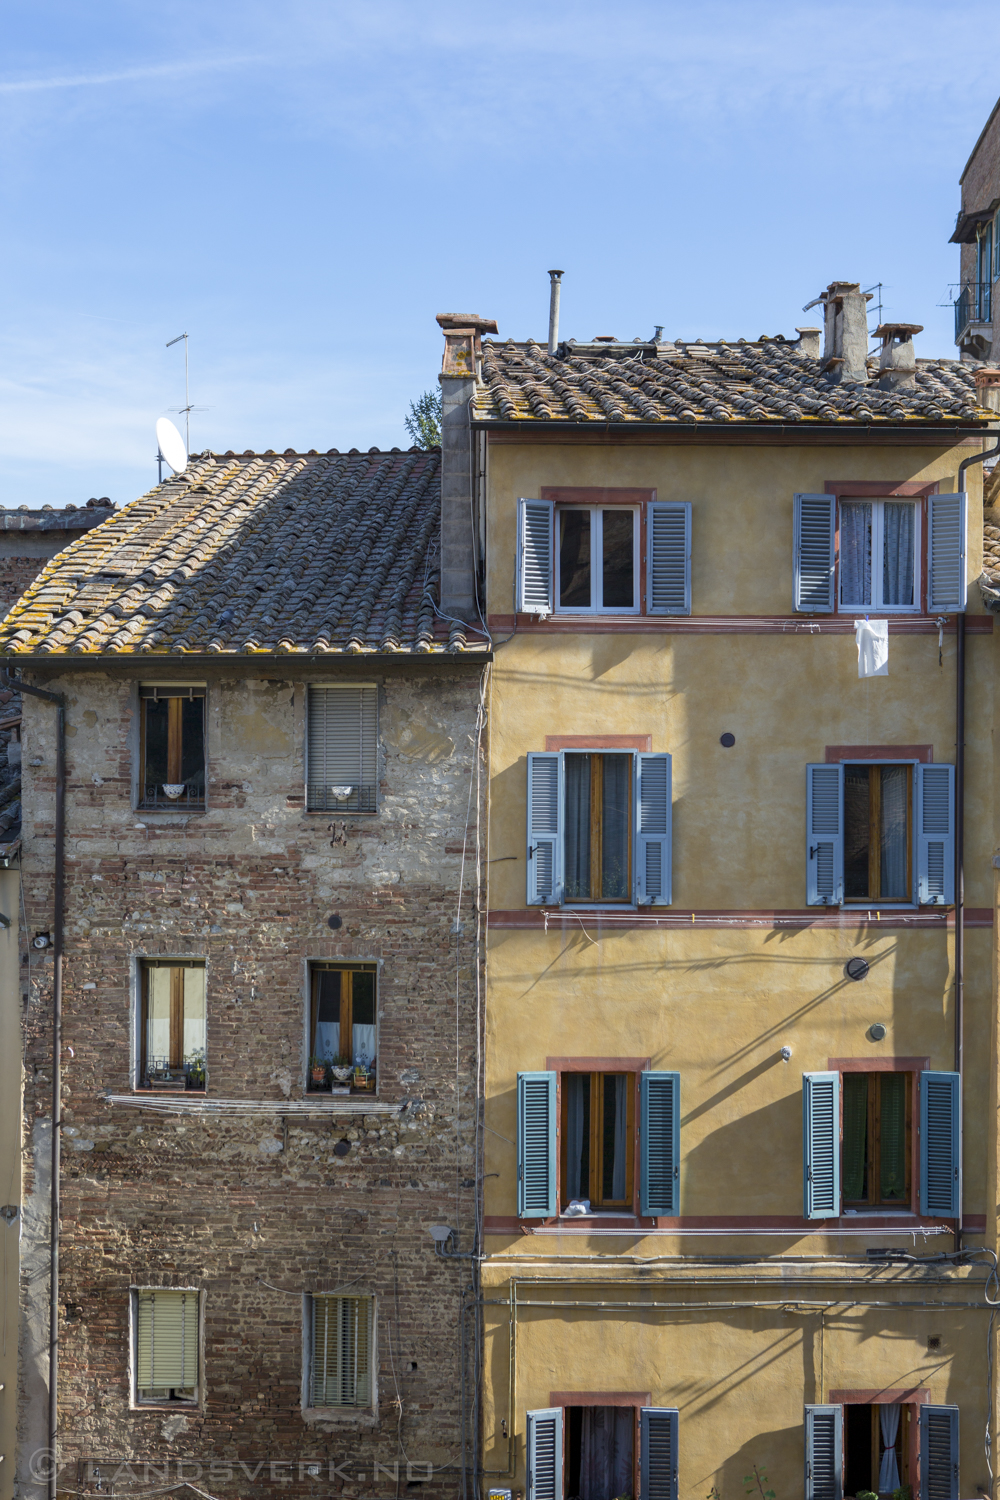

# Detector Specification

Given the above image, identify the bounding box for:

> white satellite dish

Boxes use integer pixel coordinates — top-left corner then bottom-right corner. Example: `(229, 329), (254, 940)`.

(155, 417), (187, 475)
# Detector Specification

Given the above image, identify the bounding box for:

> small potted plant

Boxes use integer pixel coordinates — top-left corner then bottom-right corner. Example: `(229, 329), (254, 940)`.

(186, 1048), (207, 1090)
(309, 1055), (329, 1089)
(331, 1054), (353, 1084)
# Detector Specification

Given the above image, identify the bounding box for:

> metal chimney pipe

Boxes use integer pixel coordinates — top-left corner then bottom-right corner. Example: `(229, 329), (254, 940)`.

(547, 270), (564, 354)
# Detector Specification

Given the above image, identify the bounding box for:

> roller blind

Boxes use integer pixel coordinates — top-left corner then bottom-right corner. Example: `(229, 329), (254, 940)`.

(306, 686), (378, 813)
(135, 1290), (198, 1394)
(311, 1295), (373, 1408)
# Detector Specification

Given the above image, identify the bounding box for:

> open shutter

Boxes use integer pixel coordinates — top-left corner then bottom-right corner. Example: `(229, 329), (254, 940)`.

(804, 1405), (843, 1500)
(916, 764), (955, 905)
(517, 499), (555, 614)
(919, 1405), (959, 1500)
(803, 1072), (840, 1219)
(517, 1072), (557, 1218)
(640, 1072), (680, 1216)
(794, 494), (836, 612)
(927, 492), (967, 613)
(635, 753), (672, 905)
(527, 752), (563, 905)
(647, 502), (691, 615)
(640, 1407), (679, 1500)
(527, 1408), (563, 1500)
(806, 764), (844, 906)
(920, 1071), (961, 1217)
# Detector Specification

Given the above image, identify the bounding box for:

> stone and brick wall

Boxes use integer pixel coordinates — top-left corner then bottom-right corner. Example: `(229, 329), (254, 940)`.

(0, 557), (46, 617)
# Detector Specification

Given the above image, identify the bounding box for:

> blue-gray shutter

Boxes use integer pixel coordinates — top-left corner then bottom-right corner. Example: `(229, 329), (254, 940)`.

(927, 492), (967, 613)
(527, 1408), (563, 1500)
(803, 1072), (840, 1219)
(646, 503), (691, 615)
(916, 764), (955, 905)
(526, 753), (563, 906)
(920, 1071), (961, 1217)
(635, 753), (672, 905)
(640, 1407), (679, 1500)
(640, 1071), (680, 1216)
(919, 1405), (959, 1500)
(793, 494), (836, 612)
(806, 764), (844, 906)
(517, 499), (555, 614)
(804, 1405), (843, 1500)
(517, 1072), (557, 1218)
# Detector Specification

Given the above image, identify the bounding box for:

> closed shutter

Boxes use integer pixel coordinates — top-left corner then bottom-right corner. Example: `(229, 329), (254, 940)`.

(806, 764), (844, 906)
(527, 753), (563, 905)
(640, 1072), (680, 1216)
(803, 1073), (840, 1219)
(517, 499), (555, 614)
(647, 502), (691, 615)
(804, 1405), (843, 1500)
(640, 1407), (679, 1500)
(916, 764), (955, 905)
(793, 494), (836, 613)
(311, 1295), (373, 1408)
(927, 492), (967, 613)
(306, 686), (378, 813)
(920, 1071), (961, 1217)
(526, 1408), (563, 1500)
(919, 1405), (959, 1500)
(635, 753), (672, 905)
(135, 1290), (198, 1395)
(517, 1072), (557, 1218)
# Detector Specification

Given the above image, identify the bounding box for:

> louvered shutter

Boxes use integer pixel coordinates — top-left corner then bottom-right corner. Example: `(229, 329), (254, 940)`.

(517, 1072), (557, 1218)
(793, 494), (836, 612)
(647, 503), (691, 615)
(527, 1408), (563, 1500)
(803, 1073), (840, 1219)
(919, 1405), (959, 1500)
(920, 1071), (961, 1217)
(916, 764), (955, 905)
(640, 1072), (680, 1216)
(527, 752), (563, 905)
(306, 686), (378, 813)
(806, 764), (844, 906)
(804, 1405), (843, 1500)
(635, 753), (672, 905)
(517, 499), (555, 614)
(927, 492), (967, 613)
(640, 1407), (679, 1500)
(311, 1294), (373, 1408)
(135, 1290), (198, 1394)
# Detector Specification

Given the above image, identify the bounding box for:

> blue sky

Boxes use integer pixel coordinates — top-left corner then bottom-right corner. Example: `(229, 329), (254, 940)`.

(2, 0), (999, 508)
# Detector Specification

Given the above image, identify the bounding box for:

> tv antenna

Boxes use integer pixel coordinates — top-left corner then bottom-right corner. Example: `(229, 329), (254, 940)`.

(155, 417), (187, 483)
(166, 332), (191, 453)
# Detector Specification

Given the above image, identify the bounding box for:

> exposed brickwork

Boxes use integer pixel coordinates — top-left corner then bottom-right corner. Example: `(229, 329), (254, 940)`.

(0, 556), (45, 616)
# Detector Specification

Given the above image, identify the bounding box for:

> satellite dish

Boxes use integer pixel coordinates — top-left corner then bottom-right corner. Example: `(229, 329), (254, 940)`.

(155, 417), (187, 474)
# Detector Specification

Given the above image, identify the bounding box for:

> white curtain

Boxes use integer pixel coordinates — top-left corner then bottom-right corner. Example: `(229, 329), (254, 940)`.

(314, 1022), (340, 1061)
(612, 1077), (627, 1200)
(878, 1403), (901, 1494)
(883, 503), (914, 606)
(566, 1075), (586, 1202)
(841, 503), (872, 606)
(352, 1024), (377, 1068)
(579, 1407), (634, 1500)
(880, 767), (908, 898)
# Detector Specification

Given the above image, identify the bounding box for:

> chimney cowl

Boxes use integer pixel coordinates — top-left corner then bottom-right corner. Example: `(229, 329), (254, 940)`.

(436, 313), (499, 381)
(875, 322), (923, 391)
(794, 326), (821, 359)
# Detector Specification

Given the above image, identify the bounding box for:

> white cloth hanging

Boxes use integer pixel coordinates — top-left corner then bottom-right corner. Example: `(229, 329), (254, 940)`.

(856, 618), (889, 677)
(878, 1402), (901, 1493)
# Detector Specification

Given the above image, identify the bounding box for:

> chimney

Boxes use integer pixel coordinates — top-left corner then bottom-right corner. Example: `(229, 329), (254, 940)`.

(547, 271), (564, 355)
(794, 326), (821, 358)
(435, 312), (499, 621)
(819, 281), (872, 384)
(974, 368), (1000, 413)
(875, 323), (923, 391)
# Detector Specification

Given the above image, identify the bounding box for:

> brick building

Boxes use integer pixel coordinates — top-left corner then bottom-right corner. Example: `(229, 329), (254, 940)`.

(1, 449), (490, 1500)
(951, 93), (1000, 359)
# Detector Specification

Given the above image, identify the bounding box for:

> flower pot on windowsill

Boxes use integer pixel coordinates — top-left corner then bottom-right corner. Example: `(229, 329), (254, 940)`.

(310, 1066), (329, 1089)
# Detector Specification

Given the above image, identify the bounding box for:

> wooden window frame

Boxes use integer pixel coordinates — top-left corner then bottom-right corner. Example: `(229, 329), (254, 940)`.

(842, 761), (913, 905)
(137, 686), (206, 812)
(830, 1059), (928, 1217)
(559, 1070), (637, 1210)
(138, 960), (206, 1093)
(842, 1071), (913, 1210)
(307, 962), (378, 1094)
(564, 750), (634, 905)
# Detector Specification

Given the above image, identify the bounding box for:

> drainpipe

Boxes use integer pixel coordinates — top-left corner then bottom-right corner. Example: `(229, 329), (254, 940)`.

(1, 666), (65, 1500)
(547, 270), (564, 356)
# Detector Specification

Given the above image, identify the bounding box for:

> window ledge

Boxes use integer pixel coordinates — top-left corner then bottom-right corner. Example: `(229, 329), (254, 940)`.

(131, 1402), (200, 1413)
(301, 1407), (378, 1428)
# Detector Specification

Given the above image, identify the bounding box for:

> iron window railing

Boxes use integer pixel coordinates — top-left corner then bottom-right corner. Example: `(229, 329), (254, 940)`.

(955, 280), (992, 340)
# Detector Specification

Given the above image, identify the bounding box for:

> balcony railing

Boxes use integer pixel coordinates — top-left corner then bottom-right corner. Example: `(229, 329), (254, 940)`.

(955, 281), (992, 340)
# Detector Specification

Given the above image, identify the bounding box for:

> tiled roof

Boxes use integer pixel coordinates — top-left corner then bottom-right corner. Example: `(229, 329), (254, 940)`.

(474, 337), (992, 426)
(0, 448), (487, 658)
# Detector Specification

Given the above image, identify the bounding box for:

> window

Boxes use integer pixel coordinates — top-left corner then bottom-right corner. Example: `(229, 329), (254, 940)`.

(844, 764), (911, 901)
(138, 686), (205, 810)
(843, 1072), (910, 1207)
(804, 1405), (959, 1500)
(565, 753), (632, 901)
(139, 961), (206, 1090)
(561, 1073), (635, 1209)
(557, 508), (639, 612)
(306, 685), (377, 813)
(308, 963), (377, 1092)
(133, 1289), (199, 1404)
(839, 500), (919, 611)
(308, 1295), (373, 1410)
(526, 1407), (678, 1500)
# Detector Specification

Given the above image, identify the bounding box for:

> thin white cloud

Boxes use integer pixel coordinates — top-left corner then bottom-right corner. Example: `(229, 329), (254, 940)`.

(0, 54), (260, 95)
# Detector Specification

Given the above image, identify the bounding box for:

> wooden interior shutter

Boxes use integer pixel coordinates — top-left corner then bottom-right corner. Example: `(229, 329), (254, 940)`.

(920, 1071), (961, 1217)
(640, 1071), (680, 1216)
(916, 764), (955, 905)
(135, 1290), (197, 1392)
(806, 764), (844, 906)
(527, 752), (563, 905)
(517, 499), (555, 613)
(804, 1405), (843, 1500)
(306, 686), (378, 813)
(793, 494), (836, 613)
(635, 753), (672, 905)
(803, 1073), (840, 1219)
(919, 1405), (959, 1500)
(640, 1407), (679, 1500)
(526, 1408), (563, 1500)
(927, 492), (967, 613)
(517, 1072), (557, 1218)
(646, 502), (692, 615)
